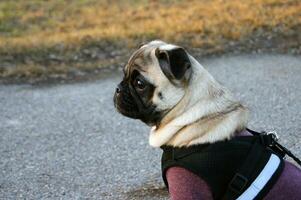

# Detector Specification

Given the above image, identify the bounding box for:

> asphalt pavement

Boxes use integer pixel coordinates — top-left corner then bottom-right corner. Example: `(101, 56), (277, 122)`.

(0, 54), (301, 200)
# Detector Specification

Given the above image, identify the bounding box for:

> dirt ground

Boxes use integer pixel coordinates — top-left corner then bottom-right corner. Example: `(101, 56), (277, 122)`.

(0, 0), (300, 84)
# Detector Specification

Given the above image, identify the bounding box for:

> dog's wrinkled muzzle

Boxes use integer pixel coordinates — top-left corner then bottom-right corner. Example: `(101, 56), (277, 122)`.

(114, 81), (141, 119)
(114, 80), (162, 126)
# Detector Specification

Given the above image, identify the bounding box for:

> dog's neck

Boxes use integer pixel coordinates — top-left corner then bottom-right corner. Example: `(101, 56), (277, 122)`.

(149, 56), (249, 147)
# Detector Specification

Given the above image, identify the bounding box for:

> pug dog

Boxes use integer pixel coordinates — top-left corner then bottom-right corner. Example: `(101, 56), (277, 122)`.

(114, 40), (248, 147)
(113, 40), (301, 200)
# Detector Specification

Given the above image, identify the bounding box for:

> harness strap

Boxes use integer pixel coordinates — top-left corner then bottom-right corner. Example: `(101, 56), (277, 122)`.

(236, 154), (282, 200)
(222, 142), (263, 199)
(222, 137), (283, 200)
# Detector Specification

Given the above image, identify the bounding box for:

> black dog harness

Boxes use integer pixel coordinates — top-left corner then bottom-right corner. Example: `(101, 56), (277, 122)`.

(161, 129), (301, 200)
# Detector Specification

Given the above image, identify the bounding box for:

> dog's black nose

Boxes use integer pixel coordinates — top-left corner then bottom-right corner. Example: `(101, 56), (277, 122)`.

(116, 84), (122, 94)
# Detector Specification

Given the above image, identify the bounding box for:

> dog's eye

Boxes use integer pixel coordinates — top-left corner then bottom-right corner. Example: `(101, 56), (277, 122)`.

(134, 78), (146, 90)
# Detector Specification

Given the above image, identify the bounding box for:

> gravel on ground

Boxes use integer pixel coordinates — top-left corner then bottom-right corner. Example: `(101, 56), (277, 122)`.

(0, 54), (300, 199)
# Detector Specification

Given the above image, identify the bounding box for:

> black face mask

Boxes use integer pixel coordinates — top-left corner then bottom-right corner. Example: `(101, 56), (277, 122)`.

(127, 80), (162, 126)
(115, 67), (165, 126)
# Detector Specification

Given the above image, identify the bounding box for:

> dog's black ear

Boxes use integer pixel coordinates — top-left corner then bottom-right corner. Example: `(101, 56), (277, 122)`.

(155, 47), (191, 85)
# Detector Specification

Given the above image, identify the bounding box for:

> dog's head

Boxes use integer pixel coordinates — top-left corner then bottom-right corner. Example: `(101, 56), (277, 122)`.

(113, 40), (192, 126)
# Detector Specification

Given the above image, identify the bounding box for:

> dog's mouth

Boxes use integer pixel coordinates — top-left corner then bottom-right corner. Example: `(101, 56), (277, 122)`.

(115, 104), (140, 119)
(113, 79), (169, 126)
(114, 92), (165, 126)
(113, 92), (141, 119)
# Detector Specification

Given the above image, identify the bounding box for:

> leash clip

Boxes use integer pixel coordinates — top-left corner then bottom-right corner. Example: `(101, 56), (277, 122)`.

(266, 131), (279, 142)
(260, 130), (279, 147)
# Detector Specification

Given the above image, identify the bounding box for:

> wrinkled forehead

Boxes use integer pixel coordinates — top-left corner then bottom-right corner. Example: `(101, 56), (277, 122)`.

(124, 41), (166, 78)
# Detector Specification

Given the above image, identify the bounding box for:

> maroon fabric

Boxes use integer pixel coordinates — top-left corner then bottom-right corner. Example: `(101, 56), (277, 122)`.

(166, 130), (301, 199)
(167, 162), (301, 200)
(166, 167), (213, 200)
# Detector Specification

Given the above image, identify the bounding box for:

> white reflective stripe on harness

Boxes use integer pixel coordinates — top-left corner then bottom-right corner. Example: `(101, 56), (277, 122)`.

(237, 154), (281, 200)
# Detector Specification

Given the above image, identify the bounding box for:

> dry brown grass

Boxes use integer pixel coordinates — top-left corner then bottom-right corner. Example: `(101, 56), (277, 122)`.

(0, 0), (300, 81)
(1, 0), (301, 52)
